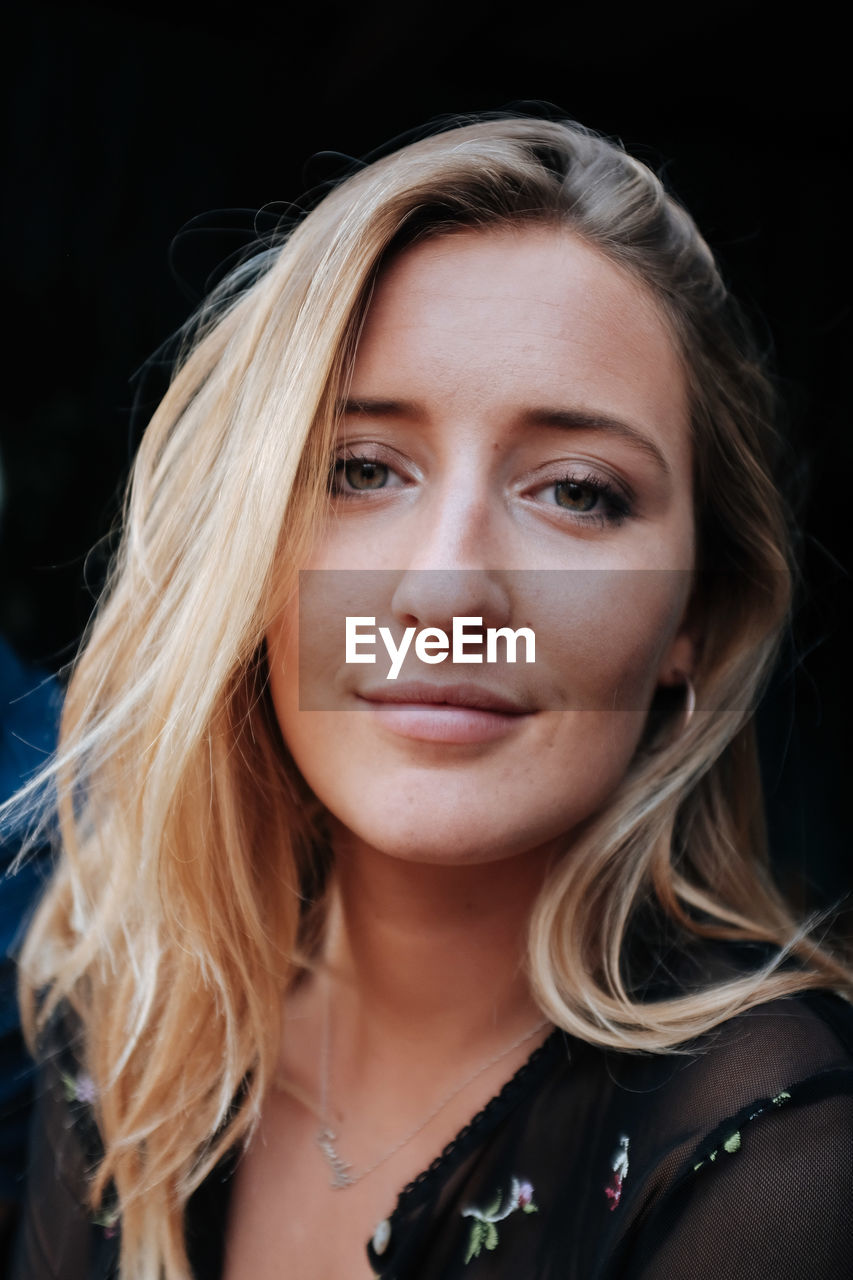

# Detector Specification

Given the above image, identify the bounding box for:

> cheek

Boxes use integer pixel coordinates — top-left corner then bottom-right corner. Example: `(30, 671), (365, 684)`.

(526, 569), (691, 711)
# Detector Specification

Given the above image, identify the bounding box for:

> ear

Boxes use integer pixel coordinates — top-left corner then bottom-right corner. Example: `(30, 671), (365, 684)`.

(650, 576), (696, 691)
(656, 630), (697, 687)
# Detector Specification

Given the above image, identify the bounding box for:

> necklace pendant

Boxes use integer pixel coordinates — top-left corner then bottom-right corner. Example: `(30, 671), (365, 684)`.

(317, 1126), (355, 1188)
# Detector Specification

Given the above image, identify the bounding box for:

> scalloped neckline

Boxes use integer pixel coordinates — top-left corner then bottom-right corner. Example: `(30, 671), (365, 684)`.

(389, 1025), (567, 1218)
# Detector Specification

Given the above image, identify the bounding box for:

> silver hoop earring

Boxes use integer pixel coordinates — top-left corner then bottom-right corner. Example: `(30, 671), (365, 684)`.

(681, 676), (696, 732)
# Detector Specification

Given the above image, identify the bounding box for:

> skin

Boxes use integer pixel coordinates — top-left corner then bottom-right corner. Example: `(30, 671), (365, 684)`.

(269, 224), (696, 868)
(224, 226), (698, 1279)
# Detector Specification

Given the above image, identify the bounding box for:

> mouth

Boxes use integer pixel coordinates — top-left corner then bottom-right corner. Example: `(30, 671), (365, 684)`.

(356, 681), (533, 744)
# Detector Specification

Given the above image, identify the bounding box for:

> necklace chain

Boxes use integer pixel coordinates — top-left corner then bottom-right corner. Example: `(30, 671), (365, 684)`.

(315, 976), (550, 1189)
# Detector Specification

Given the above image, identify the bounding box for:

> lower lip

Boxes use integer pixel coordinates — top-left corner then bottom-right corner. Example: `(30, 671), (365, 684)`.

(361, 701), (530, 744)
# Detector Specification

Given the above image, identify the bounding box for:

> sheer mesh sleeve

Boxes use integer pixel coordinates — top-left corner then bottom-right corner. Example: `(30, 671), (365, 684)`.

(10, 1058), (98, 1278)
(622, 1075), (853, 1279)
(8, 1016), (118, 1280)
(600, 989), (853, 1280)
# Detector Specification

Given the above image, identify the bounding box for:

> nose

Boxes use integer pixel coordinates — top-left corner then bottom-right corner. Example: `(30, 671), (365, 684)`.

(388, 481), (512, 634)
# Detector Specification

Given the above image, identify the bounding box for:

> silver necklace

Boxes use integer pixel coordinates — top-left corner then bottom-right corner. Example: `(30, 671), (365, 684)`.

(315, 980), (551, 1189)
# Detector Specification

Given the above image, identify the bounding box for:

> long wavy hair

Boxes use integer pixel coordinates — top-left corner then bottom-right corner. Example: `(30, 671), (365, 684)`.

(7, 114), (852, 1278)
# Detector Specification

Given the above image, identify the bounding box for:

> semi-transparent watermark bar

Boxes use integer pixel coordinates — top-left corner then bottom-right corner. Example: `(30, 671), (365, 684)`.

(291, 569), (780, 711)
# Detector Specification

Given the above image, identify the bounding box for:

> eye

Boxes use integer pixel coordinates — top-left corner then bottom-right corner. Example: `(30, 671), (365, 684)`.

(337, 458), (389, 491)
(554, 479), (599, 513)
(533, 470), (633, 528)
(329, 448), (408, 498)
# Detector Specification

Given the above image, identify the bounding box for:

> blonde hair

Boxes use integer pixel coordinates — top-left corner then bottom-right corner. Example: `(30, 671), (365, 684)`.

(6, 115), (852, 1277)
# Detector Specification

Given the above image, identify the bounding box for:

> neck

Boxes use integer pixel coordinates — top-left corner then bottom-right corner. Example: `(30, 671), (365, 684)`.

(322, 824), (557, 1053)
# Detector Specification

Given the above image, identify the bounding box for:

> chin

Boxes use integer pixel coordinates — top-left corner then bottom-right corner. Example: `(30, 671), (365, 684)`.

(327, 807), (572, 869)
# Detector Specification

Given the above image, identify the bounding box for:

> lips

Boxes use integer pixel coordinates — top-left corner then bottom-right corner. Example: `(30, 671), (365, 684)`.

(356, 680), (531, 715)
(355, 681), (533, 745)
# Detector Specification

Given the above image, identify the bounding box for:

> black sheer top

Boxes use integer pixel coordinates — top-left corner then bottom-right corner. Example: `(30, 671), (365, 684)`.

(10, 981), (853, 1279)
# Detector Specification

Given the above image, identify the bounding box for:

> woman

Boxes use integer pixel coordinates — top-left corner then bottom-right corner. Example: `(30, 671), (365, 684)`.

(6, 115), (853, 1279)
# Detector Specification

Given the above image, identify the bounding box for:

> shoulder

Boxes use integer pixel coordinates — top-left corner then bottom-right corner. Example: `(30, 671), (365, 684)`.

(602, 986), (853, 1179)
(8, 1004), (118, 1279)
(598, 983), (852, 1125)
(656, 984), (850, 1101)
(595, 990), (853, 1279)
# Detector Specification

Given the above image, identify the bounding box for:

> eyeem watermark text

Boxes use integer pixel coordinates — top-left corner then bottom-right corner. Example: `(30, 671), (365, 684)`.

(346, 616), (536, 680)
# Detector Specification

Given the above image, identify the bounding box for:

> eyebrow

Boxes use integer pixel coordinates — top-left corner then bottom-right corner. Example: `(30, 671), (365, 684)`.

(338, 397), (672, 479)
(518, 406), (673, 478)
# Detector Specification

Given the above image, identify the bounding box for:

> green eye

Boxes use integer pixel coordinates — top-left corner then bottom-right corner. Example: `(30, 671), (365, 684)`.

(554, 480), (598, 512)
(340, 459), (389, 490)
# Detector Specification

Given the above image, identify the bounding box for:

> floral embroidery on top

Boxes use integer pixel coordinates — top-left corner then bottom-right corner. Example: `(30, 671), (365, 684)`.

(61, 1069), (98, 1106)
(60, 1068), (120, 1237)
(92, 1205), (120, 1238)
(461, 1177), (538, 1264)
(604, 1134), (630, 1210)
(692, 1089), (792, 1173)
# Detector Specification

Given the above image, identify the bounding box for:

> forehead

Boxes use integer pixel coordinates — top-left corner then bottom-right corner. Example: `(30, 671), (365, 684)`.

(352, 225), (691, 471)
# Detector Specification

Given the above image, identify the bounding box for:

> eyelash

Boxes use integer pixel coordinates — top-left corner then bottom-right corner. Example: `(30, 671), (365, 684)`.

(329, 452), (633, 529)
(544, 470), (633, 528)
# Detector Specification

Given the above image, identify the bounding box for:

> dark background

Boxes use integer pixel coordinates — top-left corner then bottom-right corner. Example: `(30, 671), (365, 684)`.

(1, 1), (849, 910)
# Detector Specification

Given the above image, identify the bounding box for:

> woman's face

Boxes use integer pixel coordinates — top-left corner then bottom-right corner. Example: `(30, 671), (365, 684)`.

(266, 226), (697, 866)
